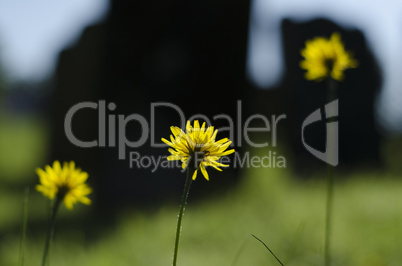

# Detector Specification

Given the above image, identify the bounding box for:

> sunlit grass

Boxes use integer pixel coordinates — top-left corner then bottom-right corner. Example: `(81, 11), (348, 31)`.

(0, 115), (401, 265)
(0, 113), (48, 182)
(0, 113), (48, 232)
(1, 159), (402, 265)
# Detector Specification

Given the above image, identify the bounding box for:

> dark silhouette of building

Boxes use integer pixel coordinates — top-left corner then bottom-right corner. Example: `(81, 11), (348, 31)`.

(280, 18), (383, 173)
(50, 0), (251, 211)
(50, 3), (384, 214)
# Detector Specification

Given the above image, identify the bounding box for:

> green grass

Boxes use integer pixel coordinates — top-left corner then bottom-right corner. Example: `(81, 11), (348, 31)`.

(0, 115), (401, 265)
(0, 112), (48, 232)
(0, 113), (48, 183)
(1, 164), (402, 265)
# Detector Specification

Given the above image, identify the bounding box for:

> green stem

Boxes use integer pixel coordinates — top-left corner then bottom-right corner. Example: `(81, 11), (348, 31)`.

(325, 165), (334, 266)
(173, 166), (194, 266)
(19, 187), (29, 266)
(42, 196), (62, 266)
(324, 77), (337, 266)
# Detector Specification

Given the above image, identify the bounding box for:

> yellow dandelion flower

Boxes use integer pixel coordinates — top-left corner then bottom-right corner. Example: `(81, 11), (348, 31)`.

(36, 161), (92, 210)
(300, 32), (357, 81)
(162, 120), (235, 180)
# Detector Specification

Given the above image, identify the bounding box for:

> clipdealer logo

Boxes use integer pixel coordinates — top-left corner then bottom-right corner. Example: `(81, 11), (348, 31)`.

(63, 99), (338, 170)
(301, 100), (338, 166)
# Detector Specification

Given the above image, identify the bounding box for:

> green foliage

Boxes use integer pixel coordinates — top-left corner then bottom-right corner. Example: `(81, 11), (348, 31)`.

(0, 117), (401, 265)
(1, 166), (401, 265)
(0, 114), (48, 183)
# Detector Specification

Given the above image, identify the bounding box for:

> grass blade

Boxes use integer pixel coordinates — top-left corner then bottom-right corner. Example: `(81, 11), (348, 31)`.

(252, 234), (284, 266)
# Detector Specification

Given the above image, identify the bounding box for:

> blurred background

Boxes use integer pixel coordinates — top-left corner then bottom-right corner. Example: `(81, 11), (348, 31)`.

(0, 0), (401, 265)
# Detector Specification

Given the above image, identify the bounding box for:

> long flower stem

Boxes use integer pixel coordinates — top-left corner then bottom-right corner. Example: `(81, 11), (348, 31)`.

(173, 166), (194, 266)
(42, 196), (62, 266)
(324, 77), (337, 266)
(19, 187), (29, 266)
(325, 164), (334, 266)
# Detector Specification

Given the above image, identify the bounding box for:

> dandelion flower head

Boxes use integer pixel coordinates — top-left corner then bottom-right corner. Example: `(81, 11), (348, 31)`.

(36, 161), (92, 210)
(162, 120), (235, 180)
(300, 32), (357, 81)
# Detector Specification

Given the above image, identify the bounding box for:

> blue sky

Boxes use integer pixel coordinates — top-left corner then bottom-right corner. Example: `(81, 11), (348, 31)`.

(248, 0), (402, 133)
(0, 0), (109, 81)
(0, 0), (400, 132)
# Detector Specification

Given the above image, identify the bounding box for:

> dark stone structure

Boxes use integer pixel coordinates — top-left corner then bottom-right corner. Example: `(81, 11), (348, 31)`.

(50, 0), (251, 210)
(50, 4), (383, 213)
(279, 18), (383, 173)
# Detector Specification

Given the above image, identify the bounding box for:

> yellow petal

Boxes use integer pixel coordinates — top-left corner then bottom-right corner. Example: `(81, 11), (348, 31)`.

(192, 169), (198, 180)
(200, 164), (209, 181)
(79, 196), (92, 205)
